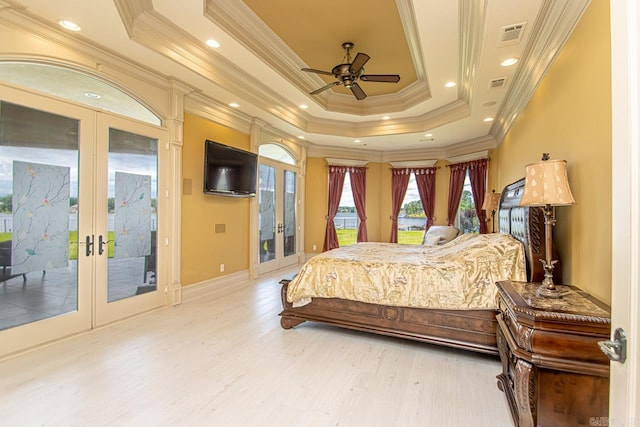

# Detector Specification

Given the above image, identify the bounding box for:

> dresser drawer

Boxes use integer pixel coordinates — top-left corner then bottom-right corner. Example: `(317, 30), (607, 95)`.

(495, 280), (610, 426)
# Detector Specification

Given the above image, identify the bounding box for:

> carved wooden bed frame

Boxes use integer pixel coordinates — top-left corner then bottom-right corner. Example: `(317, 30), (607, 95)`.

(279, 178), (558, 355)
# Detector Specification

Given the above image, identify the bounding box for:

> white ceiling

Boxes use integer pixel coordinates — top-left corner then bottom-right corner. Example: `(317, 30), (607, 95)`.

(0, 0), (591, 157)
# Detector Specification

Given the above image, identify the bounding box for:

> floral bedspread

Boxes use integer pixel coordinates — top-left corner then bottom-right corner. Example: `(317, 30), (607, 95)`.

(287, 233), (526, 310)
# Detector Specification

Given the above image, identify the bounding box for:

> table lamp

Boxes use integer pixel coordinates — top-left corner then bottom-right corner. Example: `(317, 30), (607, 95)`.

(519, 153), (575, 298)
(481, 190), (500, 233)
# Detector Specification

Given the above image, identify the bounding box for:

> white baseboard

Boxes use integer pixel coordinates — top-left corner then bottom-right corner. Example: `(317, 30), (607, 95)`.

(181, 270), (250, 303)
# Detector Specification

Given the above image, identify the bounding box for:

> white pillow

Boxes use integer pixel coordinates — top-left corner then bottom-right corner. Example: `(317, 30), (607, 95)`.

(422, 225), (461, 246)
(423, 234), (443, 246)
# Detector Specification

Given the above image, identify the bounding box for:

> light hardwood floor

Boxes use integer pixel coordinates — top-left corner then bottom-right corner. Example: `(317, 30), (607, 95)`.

(0, 268), (512, 426)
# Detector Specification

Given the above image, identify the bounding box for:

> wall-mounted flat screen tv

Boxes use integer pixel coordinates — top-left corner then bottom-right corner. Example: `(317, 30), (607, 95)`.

(203, 140), (257, 197)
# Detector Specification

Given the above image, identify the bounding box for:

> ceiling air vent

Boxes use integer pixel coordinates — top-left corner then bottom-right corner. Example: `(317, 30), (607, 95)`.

(489, 77), (507, 88)
(499, 22), (526, 46)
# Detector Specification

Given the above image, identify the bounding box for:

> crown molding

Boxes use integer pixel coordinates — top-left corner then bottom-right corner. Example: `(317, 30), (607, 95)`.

(184, 92), (253, 134)
(114, 0), (311, 129)
(491, 0), (591, 144)
(326, 158), (370, 167)
(397, 0), (427, 82)
(113, 0), (153, 37)
(442, 135), (496, 158)
(389, 160), (438, 168)
(459, 0), (488, 104)
(0, 4), (182, 115)
(446, 149), (490, 163)
(304, 98), (470, 138)
(307, 133), (496, 162)
(307, 145), (386, 162)
(204, 0), (431, 115)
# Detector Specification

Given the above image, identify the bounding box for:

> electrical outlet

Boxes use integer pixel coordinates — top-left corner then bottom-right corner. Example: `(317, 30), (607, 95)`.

(220, 263), (224, 272)
(312, 244), (317, 251)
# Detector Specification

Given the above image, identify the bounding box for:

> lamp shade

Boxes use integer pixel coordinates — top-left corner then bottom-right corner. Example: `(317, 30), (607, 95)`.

(481, 191), (500, 211)
(519, 159), (576, 206)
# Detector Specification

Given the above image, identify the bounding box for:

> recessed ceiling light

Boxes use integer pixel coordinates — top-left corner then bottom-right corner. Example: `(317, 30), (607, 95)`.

(501, 58), (519, 67)
(83, 92), (101, 99)
(483, 117), (494, 122)
(444, 81), (456, 88)
(382, 115), (390, 120)
(299, 104), (308, 109)
(206, 39), (220, 48)
(354, 139), (361, 143)
(297, 136), (305, 139)
(424, 133), (433, 138)
(58, 20), (81, 32)
(228, 102), (240, 108)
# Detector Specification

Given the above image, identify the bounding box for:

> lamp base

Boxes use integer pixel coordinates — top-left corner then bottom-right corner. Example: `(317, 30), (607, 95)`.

(536, 284), (563, 299)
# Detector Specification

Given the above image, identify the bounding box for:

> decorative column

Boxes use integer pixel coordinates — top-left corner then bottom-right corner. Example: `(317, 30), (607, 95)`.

(166, 80), (193, 306)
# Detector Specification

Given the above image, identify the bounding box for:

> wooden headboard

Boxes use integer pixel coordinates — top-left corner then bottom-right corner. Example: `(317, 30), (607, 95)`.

(497, 178), (561, 283)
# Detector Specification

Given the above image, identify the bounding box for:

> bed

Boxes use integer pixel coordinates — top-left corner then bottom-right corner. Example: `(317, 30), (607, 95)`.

(279, 178), (559, 355)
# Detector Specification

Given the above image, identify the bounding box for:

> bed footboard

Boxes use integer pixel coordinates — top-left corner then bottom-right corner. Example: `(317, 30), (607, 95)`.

(279, 279), (499, 355)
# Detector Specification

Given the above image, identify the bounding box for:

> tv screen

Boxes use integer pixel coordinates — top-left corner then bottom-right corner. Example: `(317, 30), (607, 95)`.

(203, 140), (257, 197)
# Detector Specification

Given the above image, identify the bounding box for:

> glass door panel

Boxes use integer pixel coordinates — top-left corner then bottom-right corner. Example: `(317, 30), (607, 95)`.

(283, 170), (297, 259)
(259, 164), (276, 264)
(0, 85), (93, 356)
(257, 160), (298, 274)
(0, 101), (80, 329)
(106, 128), (158, 303)
(94, 114), (165, 326)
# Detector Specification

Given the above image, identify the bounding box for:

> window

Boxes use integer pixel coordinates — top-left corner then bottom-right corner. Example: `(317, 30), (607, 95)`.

(397, 174), (427, 244)
(258, 143), (296, 165)
(336, 172), (357, 246)
(456, 171), (480, 233)
(0, 63), (161, 125)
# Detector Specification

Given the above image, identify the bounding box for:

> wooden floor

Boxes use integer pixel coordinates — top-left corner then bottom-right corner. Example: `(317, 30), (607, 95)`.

(0, 267), (512, 426)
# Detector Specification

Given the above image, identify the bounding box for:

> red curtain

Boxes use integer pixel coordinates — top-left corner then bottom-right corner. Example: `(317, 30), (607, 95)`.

(447, 163), (467, 226)
(390, 169), (410, 243)
(468, 159), (488, 234)
(323, 166), (347, 251)
(414, 167), (437, 232)
(349, 167), (368, 242)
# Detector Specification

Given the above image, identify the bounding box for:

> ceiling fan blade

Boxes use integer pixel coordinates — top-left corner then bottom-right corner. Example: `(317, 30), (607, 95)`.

(302, 67), (334, 76)
(349, 53), (370, 74)
(350, 83), (367, 100)
(360, 74), (401, 83)
(310, 81), (341, 95)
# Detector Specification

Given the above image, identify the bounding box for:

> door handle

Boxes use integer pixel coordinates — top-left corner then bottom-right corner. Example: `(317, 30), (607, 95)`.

(98, 235), (106, 256)
(85, 234), (94, 257)
(598, 327), (627, 363)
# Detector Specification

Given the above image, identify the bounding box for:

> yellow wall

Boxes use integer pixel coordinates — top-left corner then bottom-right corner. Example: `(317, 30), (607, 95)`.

(304, 157), (328, 255)
(496, 0), (611, 303)
(181, 113), (252, 285)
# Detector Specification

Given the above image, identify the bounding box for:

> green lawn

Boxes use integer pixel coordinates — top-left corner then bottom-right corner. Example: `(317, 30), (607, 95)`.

(337, 229), (424, 246)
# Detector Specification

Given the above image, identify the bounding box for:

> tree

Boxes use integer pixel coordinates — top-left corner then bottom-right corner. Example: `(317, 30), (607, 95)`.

(403, 200), (425, 217)
(0, 194), (11, 213)
(337, 206), (356, 213)
(459, 190), (479, 233)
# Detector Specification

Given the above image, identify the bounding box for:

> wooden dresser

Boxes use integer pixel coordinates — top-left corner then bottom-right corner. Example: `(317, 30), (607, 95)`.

(495, 280), (611, 427)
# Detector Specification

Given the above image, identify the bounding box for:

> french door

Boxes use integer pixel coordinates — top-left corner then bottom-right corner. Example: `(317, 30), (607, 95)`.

(94, 114), (165, 326)
(0, 84), (166, 357)
(257, 159), (298, 274)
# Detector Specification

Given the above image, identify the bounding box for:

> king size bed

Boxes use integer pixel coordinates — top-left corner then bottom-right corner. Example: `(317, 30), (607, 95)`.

(279, 178), (558, 355)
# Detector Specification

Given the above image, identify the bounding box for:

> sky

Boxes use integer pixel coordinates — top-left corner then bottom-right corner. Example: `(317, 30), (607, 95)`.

(0, 146), (157, 199)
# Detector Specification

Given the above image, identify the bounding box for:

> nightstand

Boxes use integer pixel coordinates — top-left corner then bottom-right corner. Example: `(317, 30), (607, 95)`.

(495, 280), (611, 427)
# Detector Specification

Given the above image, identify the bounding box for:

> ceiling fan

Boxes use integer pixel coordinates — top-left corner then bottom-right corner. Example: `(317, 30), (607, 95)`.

(302, 42), (401, 100)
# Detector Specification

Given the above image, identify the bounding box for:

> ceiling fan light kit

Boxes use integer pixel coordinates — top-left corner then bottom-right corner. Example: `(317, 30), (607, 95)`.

(302, 42), (400, 100)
